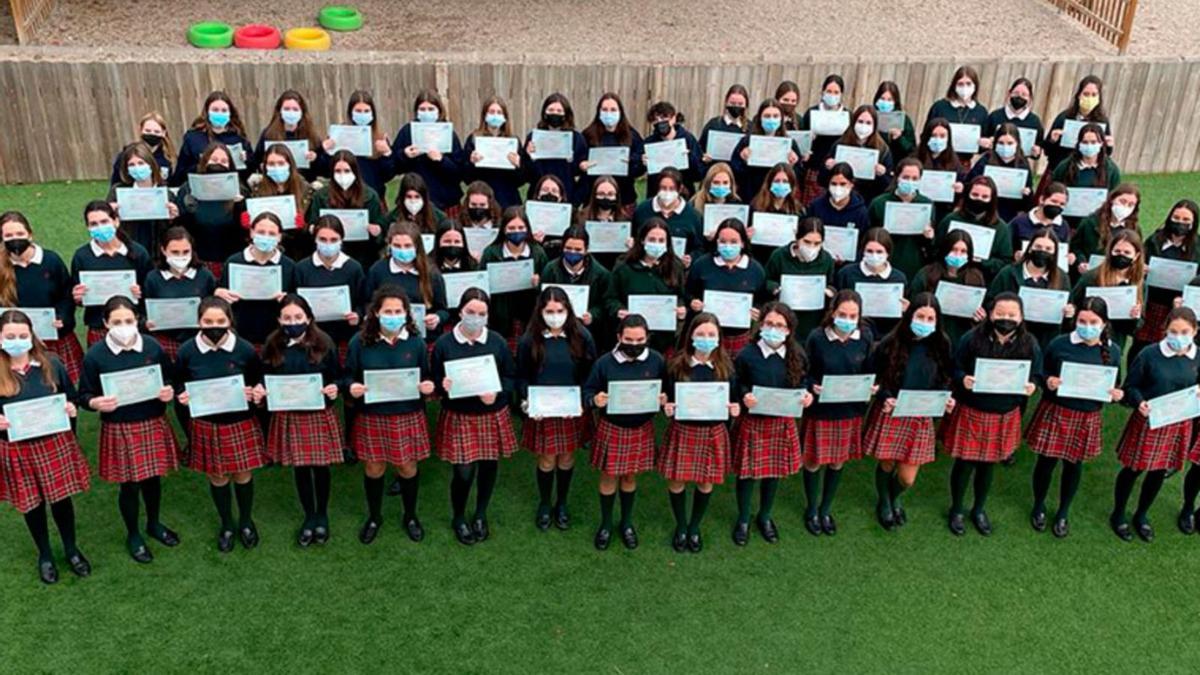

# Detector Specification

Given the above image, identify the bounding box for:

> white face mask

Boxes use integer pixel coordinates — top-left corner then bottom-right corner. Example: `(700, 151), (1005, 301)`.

(109, 324), (138, 344)
(543, 312), (567, 329)
(404, 198), (424, 215)
(853, 122), (874, 140)
(956, 83), (976, 100)
(334, 172), (356, 190)
(828, 185), (851, 202)
(1112, 203), (1135, 222)
(797, 243), (821, 262)
(166, 255), (191, 271)
(657, 190), (679, 206)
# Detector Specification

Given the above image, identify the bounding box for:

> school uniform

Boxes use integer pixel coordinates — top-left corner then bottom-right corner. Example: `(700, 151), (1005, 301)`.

(110, 145), (172, 185)
(11, 245), (83, 383)
(925, 98), (989, 164)
(799, 104), (847, 202)
(965, 154), (1033, 223)
(729, 133), (802, 203)
(169, 128), (253, 187)
(362, 260), (449, 343)
(1049, 157), (1122, 192)
(342, 329), (432, 465)
(219, 248), (297, 347)
(1069, 268), (1143, 349)
(685, 252), (768, 355)
(908, 264), (985, 346)
(658, 358), (735, 484)
(643, 123), (704, 199)
(882, 112), (918, 163)
(1025, 332), (1120, 463)
(986, 262), (1068, 349)
(249, 181), (314, 262)
(576, 128), (646, 209)
(631, 199), (705, 261)
(539, 255), (613, 332)
(732, 340), (803, 478)
(321, 141), (397, 211)
(820, 141), (893, 202)
(516, 327), (597, 456)
(173, 177), (249, 277)
(834, 260), (908, 338)
(604, 259), (684, 355)
(764, 243), (835, 342)
(863, 336), (944, 465)
(430, 325), (518, 463)
(305, 184), (388, 267)
(984, 106), (1045, 149)
(867, 190), (935, 278)
(262, 334), (344, 466)
(1069, 215), (1131, 277)
(464, 132), (526, 208)
(252, 130), (327, 182)
(805, 191), (870, 232)
(293, 252), (367, 363)
(934, 211), (1013, 280)
(802, 326), (873, 464)
(696, 115), (746, 170)
(1134, 231), (1200, 348)
(141, 265), (217, 361)
(69, 239), (154, 345)
(0, 358), (90, 514)
(1117, 339), (1200, 472)
(391, 123), (466, 212)
(520, 128), (589, 205)
(79, 332), (179, 482)
(1008, 210), (1069, 253)
(1045, 110), (1112, 174)
(582, 346), (667, 476)
(479, 241), (550, 352)
(743, 201), (805, 265)
(105, 182), (173, 253)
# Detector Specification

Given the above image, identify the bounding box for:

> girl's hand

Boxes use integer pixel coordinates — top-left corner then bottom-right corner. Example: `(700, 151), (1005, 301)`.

(427, 149), (443, 162)
(442, 377), (453, 393)
(882, 397), (897, 413)
(923, 225), (935, 240)
(1023, 382), (1037, 396)
(689, 299), (704, 312)
(1077, 262), (1089, 275)
(349, 383), (366, 399)
(145, 320), (158, 331)
(531, 273), (541, 288)
(1110, 388), (1124, 403)
(71, 284), (87, 304)
(888, 128), (901, 140)
(243, 386), (255, 402)
(53, 319), (64, 329)
(972, 306), (987, 322)
(322, 384), (338, 399)
(90, 396), (118, 413)
(728, 402), (741, 418)
(1049, 129), (1064, 143)
(479, 391), (497, 405)
(272, 292), (287, 302)
(214, 288), (241, 303)
(742, 392), (758, 408)
(425, 313), (440, 329)
(801, 391), (814, 407)
(419, 380), (435, 396)
(824, 158), (835, 169)
(811, 384), (824, 395)
(594, 392), (608, 408)
(252, 384), (266, 405)
(525, 140), (537, 155)
(1063, 303), (1076, 319)
(900, 298), (910, 313)
(750, 307), (761, 322)
(579, 160), (592, 172)
(1032, 144), (1043, 159)
(581, 312), (592, 326)
(1046, 376), (1061, 391)
(166, 202), (179, 219)
(1131, 303), (1142, 319)
(945, 397), (956, 414)
(870, 384), (880, 395)
(177, 391), (191, 405)
(306, 150), (318, 163)
(787, 151), (799, 165)
(963, 375), (976, 391)
(617, 309), (629, 320)
(404, 145), (422, 158)
(130, 284), (142, 300)
(0, 415), (8, 431)
(701, 152), (713, 163)
(978, 137), (993, 150)
(953, 182), (964, 194)
(739, 147), (751, 161)
(374, 139), (392, 157)
(345, 311), (360, 326)
(507, 152), (521, 168)
(874, 163), (886, 176)
(156, 386), (174, 402)
(1138, 400), (1150, 417)
(64, 402), (77, 418)
(675, 306), (687, 320)
(368, 224), (383, 237)
(1175, 296), (1185, 309)
(470, 151), (483, 164)
(1022, 187), (1032, 196)
(663, 402), (676, 418)
(322, 138), (336, 152)
(682, 254), (692, 268)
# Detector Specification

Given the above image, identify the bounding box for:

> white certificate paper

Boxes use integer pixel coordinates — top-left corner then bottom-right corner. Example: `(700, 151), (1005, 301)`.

(704, 290), (754, 329)
(1064, 187), (1108, 218)
(79, 270), (136, 307)
(444, 354), (502, 399)
(627, 294), (677, 332)
(319, 209), (370, 242)
(277, 140), (311, 169)
(883, 202), (932, 236)
(527, 385), (582, 418)
(186, 375), (249, 418)
(1018, 287), (1069, 324)
(525, 201), (573, 237)
(750, 212), (798, 248)
(530, 130), (573, 161)
(671, 237), (688, 258)
(487, 259), (535, 294)
(607, 379), (662, 415)
(918, 170), (957, 204)
(747, 135), (791, 168)
(1183, 286), (1200, 313)
(750, 385), (806, 418)
(411, 303), (428, 339)
(587, 147), (630, 176)
(1085, 285), (1137, 319)
(819, 374), (875, 403)
(834, 145), (879, 180)
(226, 263), (282, 301)
(246, 195), (298, 230)
(585, 221), (631, 254)
(934, 281), (986, 319)
(983, 166), (1029, 200)
(705, 130), (744, 162)
(264, 373), (325, 411)
(4, 394), (70, 442)
(145, 297), (201, 330)
(1018, 128), (1038, 155)
(363, 368), (421, 405)
(101, 364), (164, 407)
(543, 284), (590, 315)
(443, 270), (490, 306)
(644, 139), (688, 174)
(473, 136), (518, 170)
(115, 187), (169, 221)
(779, 274), (827, 311)
(1061, 120), (1107, 149)
(892, 389), (952, 418)
(948, 123), (981, 154)
(465, 227), (498, 259)
(823, 226), (859, 262)
(297, 286), (352, 322)
(674, 381), (729, 421)
(703, 204), (750, 237)
(972, 358), (1031, 395)
(810, 110), (850, 137)
(1149, 386), (1200, 430)
(328, 124), (373, 157)
(187, 173), (240, 201)
(878, 111), (906, 133)
(0, 307), (55, 341)
(1147, 258), (1198, 291)
(948, 221), (996, 260)
(855, 282), (904, 319)
(1057, 362), (1117, 403)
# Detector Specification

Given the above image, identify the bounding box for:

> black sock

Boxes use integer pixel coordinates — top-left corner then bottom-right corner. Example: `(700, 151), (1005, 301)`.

(49, 498), (78, 556)
(313, 466), (331, 520)
(735, 478), (754, 525)
(818, 468), (842, 518)
(760, 478), (780, 522)
(1056, 461), (1082, 520)
(1183, 463), (1200, 514)
(554, 466), (574, 509)
(618, 489), (636, 529)
(668, 489), (688, 534)
(1031, 455), (1057, 514)
(450, 463), (476, 523)
(949, 459), (972, 516)
(536, 468), (554, 509)
(803, 469), (820, 518)
(233, 480), (255, 528)
(23, 503), (52, 562)
(888, 473), (907, 503)
(1113, 467), (1140, 523)
(399, 471), (419, 521)
(364, 474), (384, 522)
(688, 490), (711, 535)
(1133, 470), (1166, 524)
(475, 460), (498, 519)
(140, 476), (163, 530)
(293, 467), (317, 520)
(118, 482), (141, 537)
(209, 483), (234, 530)
(599, 492), (616, 530)
(874, 465), (892, 511)
(971, 462), (994, 516)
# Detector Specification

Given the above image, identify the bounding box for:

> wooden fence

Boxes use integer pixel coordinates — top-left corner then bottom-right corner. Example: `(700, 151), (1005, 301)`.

(0, 54), (1198, 184)
(1048, 0), (1140, 54)
(7, 0), (57, 45)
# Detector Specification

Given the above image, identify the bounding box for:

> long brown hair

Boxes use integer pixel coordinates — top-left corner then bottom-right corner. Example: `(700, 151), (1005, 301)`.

(1096, 227), (1146, 300)
(0, 211), (31, 307)
(622, 218), (684, 290)
(917, 118), (961, 172)
(474, 96), (513, 137)
(136, 111), (176, 162)
(257, 143), (307, 200)
(263, 90), (321, 146)
(1096, 183), (1141, 253)
(189, 91), (247, 137)
(327, 150), (366, 208)
(753, 302), (808, 387)
(836, 105), (887, 152)
(1024, 228), (1065, 290)
(360, 286), (419, 346)
(0, 309), (56, 396)
(262, 294), (333, 367)
(749, 163), (803, 214)
(691, 162), (741, 210)
(527, 286), (589, 368)
(923, 229), (985, 289)
(115, 142), (167, 187)
(385, 221), (435, 306)
(668, 312), (733, 381)
(876, 293), (952, 392)
(346, 90), (390, 148)
(395, 173), (439, 233)
(580, 176), (625, 221)
(456, 181), (502, 227)
(1061, 123), (1109, 187)
(583, 93), (632, 146)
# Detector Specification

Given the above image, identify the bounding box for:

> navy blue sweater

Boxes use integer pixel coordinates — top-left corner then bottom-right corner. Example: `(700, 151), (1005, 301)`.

(13, 246), (76, 335)
(390, 123), (466, 210)
(261, 335), (341, 411)
(1038, 333), (1121, 413)
(79, 334), (170, 423)
(515, 328), (598, 401)
(520, 129), (589, 205)
(0, 358), (76, 442)
(142, 267), (217, 345)
(219, 251), (297, 345)
(430, 329), (515, 415)
(341, 330), (430, 415)
(804, 329), (873, 420)
(69, 241), (154, 329)
(172, 335), (261, 424)
(170, 128), (253, 186)
(583, 349), (667, 428)
(292, 255), (368, 345)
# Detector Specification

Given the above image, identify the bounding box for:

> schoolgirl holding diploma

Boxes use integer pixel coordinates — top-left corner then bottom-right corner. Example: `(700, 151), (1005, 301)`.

(864, 293), (954, 529)
(343, 288), (436, 545)
(576, 176), (627, 271)
(517, 287), (597, 531)
(173, 297), (266, 553)
(916, 118), (966, 225)
(388, 174), (447, 234)
(249, 144), (313, 261)
(965, 123), (1034, 222)
(985, 78), (1045, 159)
(1009, 183), (1071, 254)
(731, 302), (812, 545)
(698, 84), (750, 171)
(364, 222), (447, 342)
(1, 212), (84, 384)
(391, 90), (465, 214)
(943, 292), (1041, 536)
(804, 163), (870, 232)
(801, 290), (874, 536)
(604, 219), (688, 356)
(987, 228), (1074, 350)
(216, 212), (297, 351)
(464, 96), (523, 209)
(582, 314), (668, 551)
(80, 296), (180, 563)
(170, 91), (252, 186)
(925, 66), (989, 163)
(729, 99), (801, 204)
(821, 105), (894, 202)
(798, 75), (848, 202)
(690, 162), (743, 241)
(908, 230), (987, 346)
(306, 150), (388, 267)
(643, 101), (703, 199)
(764, 217), (835, 342)
(321, 90), (395, 209)
(431, 288), (518, 545)
(873, 81), (916, 162)
(253, 90), (323, 181)
(142, 227), (216, 362)
(293, 216), (366, 367)
(1070, 184), (1140, 278)
(1045, 75), (1114, 174)
(432, 221), (478, 274)
(540, 225), (612, 339)
(1131, 200), (1199, 365)
(834, 228), (908, 338)
(685, 218), (767, 355)
(747, 162), (805, 265)
(480, 207), (549, 352)
(1026, 297), (1122, 538)
(633, 168), (705, 266)
(934, 176), (1013, 280)
(456, 181), (502, 231)
(255, 294), (342, 547)
(867, 158), (934, 278)
(107, 142), (180, 253)
(110, 112), (174, 185)
(1069, 228), (1145, 353)
(521, 93), (588, 205)
(70, 201), (153, 346)
(1049, 123), (1122, 195)
(1112, 307), (1200, 543)
(578, 93), (645, 212)
(0, 309), (91, 584)
(173, 142), (248, 278)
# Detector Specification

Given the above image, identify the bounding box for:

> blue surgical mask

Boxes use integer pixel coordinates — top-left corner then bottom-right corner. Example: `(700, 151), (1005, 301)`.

(1, 337), (32, 356)
(717, 243), (741, 261)
(1075, 323), (1102, 342)
(391, 246), (417, 264)
(760, 327), (788, 347)
(896, 179), (919, 197)
(280, 109), (303, 126)
(875, 99), (895, 113)
(928, 136), (948, 154)
(995, 143), (1017, 160)
(770, 182), (792, 198)
(692, 336), (719, 355)
(864, 252), (888, 268)
(484, 113), (506, 129)
(761, 117), (781, 133)
(252, 234), (278, 253)
(352, 110), (374, 126)
(599, 111), (621, 128)
(379, 314), (407, 333)
(461, 313), (488, 332)
(505, 231), (528, 246)
(416, 109), (439, 124)
(833, 317), (858, 334)
(266, 165), (290, 184)
(562, 251), (585, 266)
(708, 184), (731, 199)
(208, 110), (231, 128)
(944, 253), (968, 269)
(910, 320), (936, 339)
(316, 241), (342, 259)
(89, 223), (117, 243)
(128, 164), (153, 182)
(1078, 142), (1102, 158)
(644, 241), (668, 259)
(1167, 333), (1194, 353)
(822, 93), (841, 108)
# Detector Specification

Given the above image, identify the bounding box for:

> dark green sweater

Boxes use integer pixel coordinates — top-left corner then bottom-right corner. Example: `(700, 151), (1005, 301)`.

(867, 191), (934, 278)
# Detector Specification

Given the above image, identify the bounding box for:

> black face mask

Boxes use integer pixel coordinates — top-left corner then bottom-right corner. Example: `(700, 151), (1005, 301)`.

(964, 198), (990, 217)
(1108, 254), (1134, 270)
(543, 113), (565, 127)
(538, 193), (560, 203)
(595, 197), (618, 212)
(1026, 249), (1053, 269)
(205, 163), (231, 173)
(141, 133), (163, 148)
(467, 207), (489, 222)
(201, 327), (228, 344)
(993, 319), (1019, 336)
(4, 238), (31, 256)
(653, 121), (671, 136)
(440, 245), (464, 260)
(1041, 204), (1064, 220)
(282, 323), (308, 339)
(1009, 96), (1028, 110)
(726, 105), (745, 119)
(779, 103), (795, 116)
(618, 342), (646, 359)
(1166, 220), (1192, 238)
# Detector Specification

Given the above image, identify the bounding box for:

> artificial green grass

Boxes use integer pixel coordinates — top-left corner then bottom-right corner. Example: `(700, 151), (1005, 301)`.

(2, 176), (1200, 673)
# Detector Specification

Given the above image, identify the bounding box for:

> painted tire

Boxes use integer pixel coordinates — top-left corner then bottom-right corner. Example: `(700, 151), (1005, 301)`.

(283, 27), (332, 51)
(318, 6), (363, 31)
(187, 22), (234, 49)
(233, 24), (281, 50)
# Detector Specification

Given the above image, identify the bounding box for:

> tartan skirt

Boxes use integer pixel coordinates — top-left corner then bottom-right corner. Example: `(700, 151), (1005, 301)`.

(940, 404), (1022, 463)
(657, 421), (729, 484)
(45, 333), (84, 385)
(188, 417), (267, 475)
(799, 168), (825, 204)
(354, 411), (431, 464)
(436, 408), (517, 463)
(522, 415), (592, 456)
(98, 417), (180, 483)
(862, 402), (937, 465)
(590, 418), (656, 476)
(506, 319), (526, 355)
(1025, 400), (1103, 463)
(1116, 412), (1190, 472)
(731, 415), (801, 478)
(267, 408), (345, 466)
(801, 417), (863, 465)
(1189, 432), (1200, 465)
(202, 260), (224, 280)
(155, 335), (183, 363)
(720, 332), (753, 358)
(1134, 299), (1172, 343)
(0, 432), (90, 514)
(86, 327), (107, 347)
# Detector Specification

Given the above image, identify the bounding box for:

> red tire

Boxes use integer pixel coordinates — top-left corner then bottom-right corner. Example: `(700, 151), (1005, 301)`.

(233, 24), (281, 49)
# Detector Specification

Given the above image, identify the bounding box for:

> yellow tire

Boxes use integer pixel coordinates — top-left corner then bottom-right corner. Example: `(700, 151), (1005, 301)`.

(283, 27), (331, 51)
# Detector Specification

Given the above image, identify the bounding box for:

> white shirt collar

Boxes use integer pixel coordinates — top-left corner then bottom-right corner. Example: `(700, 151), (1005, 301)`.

(689, 356), (714, 369)
(389, 258), (419, 275)
(11, 244), (44, 267)
(312, 251), (350, 270)
(652, 198), (686, 217)
(105, 331), (144, 355)
(501, 243), (531, 259)
(195, 332), (235, 353)
(721, 113), (741, 127)
(1022, 261), (1048, 281)
(542, 330), (566, 339)
(758, 339), (786, 358)
(442, 259), (462, 270)
(825, 326), (861, 341)
(719, 254), (750, 270)
(1033, 208), (1064, 227)
(1004, 105), (1031, 120)
(160, 266), (197, 280)
(243, 247), (282, 264)
(613, 345), (649, 363)
(381, 328), (410, 343)
(453, 323), (488, 345)
(859, 260), (892, 278)
(1160, 339), (1198, 360)
(91, 239), (128, 257)
(950, 98), (978, 110)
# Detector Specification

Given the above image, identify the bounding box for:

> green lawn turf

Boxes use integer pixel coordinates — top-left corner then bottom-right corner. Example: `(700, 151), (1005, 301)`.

(2, 176), (1200, 673)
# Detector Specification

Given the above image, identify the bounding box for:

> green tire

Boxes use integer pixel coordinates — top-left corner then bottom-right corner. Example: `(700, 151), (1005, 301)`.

(318, 6), (363, 32)
(187, 21), (234, 49)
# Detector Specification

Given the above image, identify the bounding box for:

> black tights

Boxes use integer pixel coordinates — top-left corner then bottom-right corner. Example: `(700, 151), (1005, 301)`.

(293, 466), (331, 523)
(1031, 455), (1084, 520)
(118, 477), (164, 540)
(949, 459), (995, 517)
(23, 499), (78, 561)
(450, 460), (498, 523)
(1113, 467), (1166, 524)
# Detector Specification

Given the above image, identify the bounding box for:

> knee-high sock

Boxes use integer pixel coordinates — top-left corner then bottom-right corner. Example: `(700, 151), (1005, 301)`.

(874, 465), (892, 510)
(23, 503), (52, 561)
(399, 471), (419, 520)
(1056, 461), (1083, 520)
(536, 468), (554, 509)
(760, 478), (780, 522)
(140, 477), (163, 529)
(1134, 470), (1167, 523)
(949, 459), (972, 516)
(1183, 463), (1200, 514)
(293, 467), (317, 520)
(735, 478), (754, 525)
(599, 492), (616, 530)
(1113, 467), (1140, 522)
(1031, 455), (1057, 513)
(450, 463), (476, 522)
(118, 482), (141, 537)
(474, 460), (498, 518)
(313, 466), (331, 519)
(888, 473), (907, 504)
(688, 490), (711, 534)
(49, 498), (78, 556)
(209, 483), (234, 530)
(818, 468), (842, 518)
(669, 489), (688, 534)
(554, 467), (574, 509)
(364, 474), (384, 522)
(971, 462), (994, 515)
(803, 469), (820, 518)
(618, 489), (636, 529)
(233, 480), (255, 527)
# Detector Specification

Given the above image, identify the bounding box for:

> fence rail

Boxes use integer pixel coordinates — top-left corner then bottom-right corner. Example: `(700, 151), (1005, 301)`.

(1049, 0), (1140, 54)
(7, 0), (57, 45)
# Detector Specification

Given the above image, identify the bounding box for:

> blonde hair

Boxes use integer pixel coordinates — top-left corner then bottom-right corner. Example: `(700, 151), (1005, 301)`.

(690, 162), (740, 210)
(138, 111), (176, 162)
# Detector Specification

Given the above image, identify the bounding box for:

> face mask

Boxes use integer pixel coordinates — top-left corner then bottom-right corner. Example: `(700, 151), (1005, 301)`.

(761, 117), (781, 133)
(280, 109), (302, 126)
(995, 143), (1017, 160)
(863, 252), (888, 268)
(822, 93), (840, 108)
(109, 323), (139, 344)
(944, 253), (968, 269)
(760, 327), (788, 347)
(1167, 333), (1194, 353)
(875, 99), (895, 113)
(416, 109), (439, 123)
(1111, 203), (1135, 222)
(657, 190), (679, 205)
(1041, 204), (1064, 220)
(440, 245), (464, 260)
(404, 198), (424, 215)
(543, 312), (567, 330)
(1, 337), (32, 356)
(797, 243), (821, 262)
(708, 184), (731, 199)
(1078, 94), (1100, 114)
(89, 223), (117, 243)
(927, 136), (948, 154)
(1075, 323), (1102, 342)
(505, 231), (528, 246)
(964, 198), (990, 217)
(854, 122), (874, 140)
(1009, 95), (1028, 110)
(599, 111), (621, 128)
(896, 179), (919, 197)
(993, 318), (1019, 336)
(1026, 249), (1053, 269)
(4, 238), (31, 256)
(485, 113), (506, 129)
(537, 193), (560, 203)
(770, 182), (792, 199)
(717, 243), (741, 261)
(208, 110), (231, 128)
(692, 336), (719, 355)
(653, 121), (671, 137)
(779, 103), (796, 115)
(379, 314), (407, 333)
(391, 246), (417, 264)
(352, 110), (374, 126)
(955, 83), (976, 100)
(334, 172), (356, 190)
(316, 241), (342, 259)
(910, 320), (935, 339)
(543, 113), (565, 127)
(128, 164), (153, 182)
(461, 313), (488, 332)
(166, 255), (191, 271)
(1108, 253), (1134, 270)
(140, 133), (162, 147)
(1166, 220), (1192, 238)
(1078, 142), (1101, 159)
(563, 251), (586, 266)
(205, 162), (230, 174)
(252, 234), (278, 253)
(618, 342), (645, 359)
(282, 323), (307, 339)
(266, 166), (290, 184)
(643, 241), (667, 259)
(595, 197), (618, 211)
(726, 105), (745, 119)
(828, 185), (851, 202)
(201, 326), (228, 344)
(833, 317), (858, 334)
(468, 207), (490, 222)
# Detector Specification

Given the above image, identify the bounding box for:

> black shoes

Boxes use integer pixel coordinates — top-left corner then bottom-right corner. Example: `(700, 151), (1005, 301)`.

(893, 505), (907, 527)
(130, 544), (153, 564)
(620, 526), (639, 550)
(1110, 515), (1134, 542)
(820, 514), (837, 536)
(757, 517), (779, 543)
(405, 517), (425, 543)
(877, 501), (895, 530)
(948, 513), (966, 536)
(297, 523), (315, 548)
(240, 522), (260, 549)
(732, 522), (750, 546)
(147, 524), (180, 547)
(535, 506), (552, 532)
(66, 551), (91, 578)
(359, 519), (381, 545)
(472, 517), (490, 542)
(687, 532), (702, 553)
(553, 504), (570, 530)
(313, 522), (330, 546)
(1030, 508), (1047, 533)
(1178, 509), (1196, 535)
(1052, 517), (1070, 539)
(672, 530), (688, 552)
(38, 559), (58, 585)
(804, 515), (822, 536)
(593, 527), (612, 551)
(217, 529), (236, 553)
(1136, 520), (1155, 543)
(972, 511), (993, 536)
(454, 520), (476, 546)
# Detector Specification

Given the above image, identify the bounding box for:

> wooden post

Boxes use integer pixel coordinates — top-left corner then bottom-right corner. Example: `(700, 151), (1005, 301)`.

(1117, 0), (1139, 55)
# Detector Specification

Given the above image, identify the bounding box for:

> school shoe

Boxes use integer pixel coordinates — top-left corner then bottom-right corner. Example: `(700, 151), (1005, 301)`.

(620, 525), (639, 550)
(1052, 518), (1070, 539)
(38, 560), (58, 585)
(820, 514), (837, 536)
(472, 517), (490, 543)
(553, 504), (570, 530)
(972, 511), (993, 536)
(892, 505), (907, 527)
(387, 476), (404, 497)
(313, 520), (330, 545)
(1136, 520), (1155, 543)
(129, 543), (153, 564)
(240, 522), (260, 549)
(217, 529), (236, 553)
(593, 527), (612, 550)
(147, 523), (180, 547)
(687, 532), (703, 553)
(1177, 509), (1196, 535)
(757, 517), (780, 544)
(876, 502), (895, 530)
(672, 530), (688, 552)
(1109, 515), (1134, 542)
(1030, 508), (1047, 533)
(732, 522), (750, 546)
(453, 521), (476, 546)
(948, 513), (966, 536)
(404, 517), (425, 543)
(804, 515), (822, 537)
(535, 506), (552, 532)
(359, 520), (381, 545)
(66, 551), (91, 578)
(297, 523), (316, 548)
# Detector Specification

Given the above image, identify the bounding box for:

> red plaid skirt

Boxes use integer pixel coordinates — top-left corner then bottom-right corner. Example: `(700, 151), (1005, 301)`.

(721, 332), (752, 358)
(1189, 432), (1200, 465)
(522, 415), (592, 456)
(590, 418), (656, 476)
(862, 402), (937, 465)
(86, 327), (106, 347)
(941, 404), (1022, 462)
(1134, 299), (1172, 343)
(801, 417), (863, 465)
(657, 421), (728, 484)
(45, 333), (84, 385)
(1116, 412), (1190, 472)
(202, 260), (224, 279)
(188, 417), (267, 475)
(354, 411), (431, 464)
(436, 408), (517, 463)
(267, 407), (345, 466)
(0, 432), (90, 514)
(506, 319), (526, 355)
(731, 415), (801, 478)
(154, 335), (183, 363)
(336, 340), (350, 367)
(1025, 400), (1103, 463)
(98, 417), (180, 483)
(800, 168), (825, 204)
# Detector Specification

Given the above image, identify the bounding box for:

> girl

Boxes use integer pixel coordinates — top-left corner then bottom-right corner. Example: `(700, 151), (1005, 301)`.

(1027, 297), (1123, 538)
(322, 90), (395, 208)
(250, 143), (313, 260)
(343, 288), (436, 544)
(110, 112), (175, 184)
(943, 292), (1041, 536)
(916, 118), (966, 225)
(215, 212), (297, 350)
(142, 227), (217, 361)
(685, 218), (767, 354)
(1070, 184), (1140, 278)
(873, 81), (917, 163)
(698, 84), (750, 170)
(987, 228), (1073, 349)
(864, 293), (955, 529)
(775, 81), (803, 131)
(985, 78), (1045, 160)
(1046, 75), (1114, 174)
(364, 222), (447, 342)
(576, 175), (628, 271)
(578, 93), (645, 210)
(522, 92), (589, 205)
(1009, 182), (1071, 254)
(935, 176), (1013, 280)
(660, 313), (740, 552)
(0, 310), (91, 584)
(306, 150), (388, 267)
(604, 218), (688, 356)
(909, 230), (987, 346)
(1131, 200), (1200, 365)
(465, 96), (524, 208)
(1113, 307), (1200, 543)
(731, 302), (812, 545)
(540, 225), (612, 339)
(456, 181), (502, 232)
(173, 297), (265, 552)
(170, 91), (252, 185)
(254, 295), (343, 546)
(516, 287), (597, 531)
(387, 173), (447, 233)
(1069, 228), (1145, 352)
(79, 296), (179, 563)
(867, 158), (934, 278)
(1, 212), (83, 384)
(925, 66), (988, 163)
(802, 290), (874, 536)
(1049, 123), (1122, 195)
(965, 123), (1034, 222)
(805, 163), (870, 231)
(730, 99), (802, 204)
(632, 168), (704, 265)
(293, 216), (367, 364)
(799, 75), (848, 202)
(747, 163), (806, 265)
(764, 216), (835, 341)
(643, 101), (703, 199)
(479, 207), (549, 351)
(107, 142), (180, 252)
(391, 90), (465, 213)
(431, 288), (518, 545)
(432, 221), (478, 273)
(822, 105), (893, 201)
(70, 201), (153, 346)
(690, 162), (744, 240)
(253, 89), (323, 181)
(834, 228), (908, 337)
(173, 142), (248, 277)
(582, 314), (668, 551)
